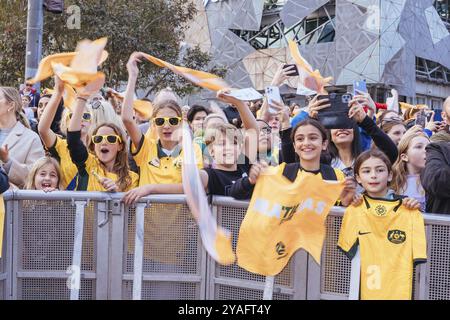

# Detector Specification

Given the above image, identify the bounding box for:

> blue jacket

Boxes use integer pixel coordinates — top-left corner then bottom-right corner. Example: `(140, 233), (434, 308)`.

(0, 168), (9, 194)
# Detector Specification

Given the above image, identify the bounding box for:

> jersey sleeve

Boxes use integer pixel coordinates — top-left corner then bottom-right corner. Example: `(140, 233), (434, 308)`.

(193, 142), (204, 169)
(412, 210), (427, 264)
(337, 206), (360, 260)
(132, 135), (150, 167)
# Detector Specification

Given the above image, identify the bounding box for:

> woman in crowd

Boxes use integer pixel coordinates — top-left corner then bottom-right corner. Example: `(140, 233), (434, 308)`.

(379, 119), (406, 146)
(0, 87), (44, 189)
(301, 94), (398, 175)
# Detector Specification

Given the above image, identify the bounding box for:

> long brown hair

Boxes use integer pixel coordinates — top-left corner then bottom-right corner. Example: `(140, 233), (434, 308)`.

(391, 126), (429, 194)
(0, 87), (30, 129)
(88, 122), (132, 192)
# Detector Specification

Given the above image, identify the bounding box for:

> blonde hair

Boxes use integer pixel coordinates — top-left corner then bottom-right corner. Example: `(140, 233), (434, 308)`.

(0, 87), (30, 129)
(204, 123), (243, 148)
(60, 100), (125, 138)
(153, 87), (180, 105)
(151, 100), (182, 119)
(89, 100), (126, 133)
(87, 122), (132, 192)
(391, 126), (430, 194)
(204, 113), (227, 130)
(25, 157), (62, 190)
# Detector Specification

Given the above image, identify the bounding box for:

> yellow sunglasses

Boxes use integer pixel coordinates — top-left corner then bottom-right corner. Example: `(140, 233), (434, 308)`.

(92, 134), (122, 145)
(153, 117), (182, 127)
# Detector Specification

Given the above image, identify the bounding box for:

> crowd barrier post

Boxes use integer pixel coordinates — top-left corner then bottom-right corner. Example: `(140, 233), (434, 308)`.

(109, 199), (125, 300)
(348, 248), (361, 300)
(132, 203), (147, 300)
(1, 191), (450, 300)
(69, 200), (87, 300)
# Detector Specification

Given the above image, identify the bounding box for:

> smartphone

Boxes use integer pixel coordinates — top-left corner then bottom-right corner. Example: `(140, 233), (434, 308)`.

(283, 64), (299, 76)
(317, 93), (355, 129)
(433, 109), (443, 122)
(265, 86), (282, 114)
(353, 80), (367, 96)
(415, 110), (426, 127)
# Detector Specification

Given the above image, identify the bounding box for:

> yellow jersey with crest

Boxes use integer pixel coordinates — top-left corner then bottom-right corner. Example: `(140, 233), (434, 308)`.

(76, 153), (139, 192)
(47, 136), (78, 190)
(132, 135), (203, 186)
(338, 195), (427, 300)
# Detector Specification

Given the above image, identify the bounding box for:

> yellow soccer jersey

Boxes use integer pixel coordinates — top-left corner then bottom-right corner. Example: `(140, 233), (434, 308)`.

(338, 195), (427, 300)
(77, 154), (139, 192)
(132, 135), (203, 186)
(47, 136), (78, 190)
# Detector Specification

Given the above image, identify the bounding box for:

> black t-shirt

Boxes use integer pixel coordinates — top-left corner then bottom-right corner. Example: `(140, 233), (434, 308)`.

(205, 162), (251, 196)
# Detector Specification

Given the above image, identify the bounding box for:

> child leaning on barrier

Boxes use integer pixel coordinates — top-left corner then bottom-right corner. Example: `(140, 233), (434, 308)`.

(67, 94), (139, 192)
(24, 157), (62, 192)
(230, 119), (356, 205)
(197, 89), (260, 196)
(351, 149), (421, 209)
(121, 52), (204, 204)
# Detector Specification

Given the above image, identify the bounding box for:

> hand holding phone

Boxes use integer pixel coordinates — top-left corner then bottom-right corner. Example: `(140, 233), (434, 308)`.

(353, 80), (367, 96)
(283, 64), (299, 76)
(415, 110), (426, 128)
(265, 86), (283, 114)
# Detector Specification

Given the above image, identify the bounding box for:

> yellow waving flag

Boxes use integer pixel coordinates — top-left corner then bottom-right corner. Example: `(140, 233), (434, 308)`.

(52, 37), (107, 91)
(110, 89), (154, 121)
(143, 53), (228, 91)
(28, 38), (108, 84)
(181, 124), (235, 265)
(236, 165), (344, 276)
(288, 40), (332, 95)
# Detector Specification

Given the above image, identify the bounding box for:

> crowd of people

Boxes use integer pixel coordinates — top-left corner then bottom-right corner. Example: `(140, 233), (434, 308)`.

(0, 52), (449, 215)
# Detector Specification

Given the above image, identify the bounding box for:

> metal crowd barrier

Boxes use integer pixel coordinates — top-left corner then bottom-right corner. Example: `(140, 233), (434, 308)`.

(0, 190), (449, 300)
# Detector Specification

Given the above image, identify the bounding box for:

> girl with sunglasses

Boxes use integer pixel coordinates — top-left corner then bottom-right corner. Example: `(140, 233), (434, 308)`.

(121, 52), (204, 204)
(67, 95), (139, 192)
(38, 76), (93, 190)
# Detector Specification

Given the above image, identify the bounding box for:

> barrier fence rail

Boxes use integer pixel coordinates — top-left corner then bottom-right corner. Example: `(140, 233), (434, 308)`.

(0, 190), (449, 300)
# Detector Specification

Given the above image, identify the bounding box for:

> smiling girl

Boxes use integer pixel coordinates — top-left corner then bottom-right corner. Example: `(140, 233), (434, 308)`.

(25, 157), (62, 192)
(121, 52), (204, 204)
(67, 95), (138, 192)
(231, 119), (356, 205)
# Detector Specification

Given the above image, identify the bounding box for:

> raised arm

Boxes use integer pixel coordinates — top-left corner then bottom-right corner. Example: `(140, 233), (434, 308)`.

(216, 89), (259, 162)
(67, 97), (89, 167)
(121, 52), (145, 149)
(349, 95), (398, 164)
(38, 76), (64, 148)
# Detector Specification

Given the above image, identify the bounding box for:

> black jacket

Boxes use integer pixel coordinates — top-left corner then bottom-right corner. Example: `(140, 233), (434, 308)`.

(421, 142), (450, 214)
(0, 168), (9, 194)
(280, 116), (398, 166)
